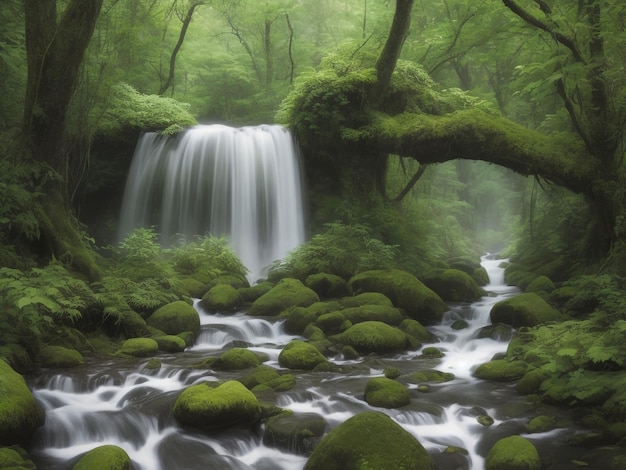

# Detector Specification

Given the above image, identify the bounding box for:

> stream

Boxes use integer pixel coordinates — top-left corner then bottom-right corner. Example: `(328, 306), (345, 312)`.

(27, 257), (592, 469)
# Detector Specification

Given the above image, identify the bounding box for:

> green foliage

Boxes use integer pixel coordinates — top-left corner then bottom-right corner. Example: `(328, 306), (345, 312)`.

(95, 83), (196, 137)
(274, 223), (397, 279)
(168, 235), (249, 279)
(118, 227), (161, 264)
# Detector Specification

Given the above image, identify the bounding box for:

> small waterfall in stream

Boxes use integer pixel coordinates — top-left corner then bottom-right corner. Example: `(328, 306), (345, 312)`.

(30, 255), (575, 470)
(118, 124), (306, 282)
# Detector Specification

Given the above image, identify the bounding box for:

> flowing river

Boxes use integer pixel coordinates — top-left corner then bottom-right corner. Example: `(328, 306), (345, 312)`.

(27, 257), (589, 469)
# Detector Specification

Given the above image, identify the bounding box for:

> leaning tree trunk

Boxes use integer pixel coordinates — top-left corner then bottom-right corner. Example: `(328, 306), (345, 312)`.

(23, 0), (103, 280)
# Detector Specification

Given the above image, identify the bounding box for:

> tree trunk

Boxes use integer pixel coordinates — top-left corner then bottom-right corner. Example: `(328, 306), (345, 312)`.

(22, 0), (103, 279)
(374, 0), (414, 102)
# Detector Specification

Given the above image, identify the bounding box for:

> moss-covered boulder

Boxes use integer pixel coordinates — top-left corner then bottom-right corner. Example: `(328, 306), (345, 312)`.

(473, 360), (528, 382)
(263, 412), (327, 455)
(0, 360), (45, 446)
(401, 369), (455, 384)
(340, 292), (393, 308)
(238, 282), (273, 303)
(73, 445), (131, 470)
(399, 318), (431, 342)
(485, 435), (541, 470)
(315, 311), (351, 334)
(422, 269), (485, 302)
(39, 345), (84, 368)
(200, 284), (244, 313)
(341, 305), (404, 326)
(305, 273), (348, 299)
(284, 302), (336, 335)
(147, 301), (200, 336)
(278, 340), (328, 370)
(115, 338), (159, 357)
(304, 411), (433, 470)
(527, 415), (561, 433)
(0, 446), (35, 468)
(364, 377), (411, 408)
(339, 321), (408, 354)
(516, 368), (551, 395)
(472, 267), (490, 286)
(249, 278), (320, 316)
(348, 269), (447, 325)
(173, 380), (261, 431)
(490, 293), (560, 328)
(525, 275), (555, 294)
(153, 335), (187, 353)
(239, 365), (281, 389)
(213, 348), (263, 370)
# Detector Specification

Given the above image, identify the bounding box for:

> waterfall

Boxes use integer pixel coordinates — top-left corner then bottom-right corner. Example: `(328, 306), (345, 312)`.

(118, 124), (306, 282)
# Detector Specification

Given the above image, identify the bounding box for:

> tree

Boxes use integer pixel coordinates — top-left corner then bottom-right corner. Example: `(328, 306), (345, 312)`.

(21, 0), (104, 279)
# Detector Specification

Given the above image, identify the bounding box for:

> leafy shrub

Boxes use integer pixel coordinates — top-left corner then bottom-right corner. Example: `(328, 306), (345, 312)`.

(272, 223), (397, 280)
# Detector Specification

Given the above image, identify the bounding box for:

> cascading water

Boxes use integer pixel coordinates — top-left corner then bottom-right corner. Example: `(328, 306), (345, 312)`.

(32, 255), (578, 470)
(118, 124), (306, 282)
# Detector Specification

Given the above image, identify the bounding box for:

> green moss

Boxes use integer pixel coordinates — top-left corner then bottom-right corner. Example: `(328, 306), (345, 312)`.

(420, 347), (444, 359)
(485, 436), (541, 470)
(284, 302), (336, 335)
(238, 282), (273, 303)
(401, 369), (455, 384)
(527, 415), (560, 433)
(278, 340), (328, 370)
(263, 412), (327, 455)
(422, 269), (485, 301)
(348, 269), (447, 325)
(473, 360), (528, 382)
(213, 348), (262, 370)
(249, 278), (320, 316)
(525, 275), (555, 294)
(39, 345), (84, 368)
(472, 267), (490, 286)
(305, 273), (348, 299)
(73, 445), (131, 470)
(153, 335), (186, 353)
(364, 377), (411, 409)
(0, 446), (34, 468)
(147, 301), (200, 336)
(0, 360), (44, 446)
(340, 292), (393, 308)
(316, 311), (350, 334)
(173, 381), (261, 431)
(340, 305), (404, 326)
(490, 293), (560, 328)
(114, 338), (159, 358)
(199, 284), (243, 313)
(399, 319), (431, 342)
(304, 411), (434, 470)
(516, 369), (551, 395)
(239, 365), (281, 389)
(303, 324), (326, 341)
(339, 321), (408, 354)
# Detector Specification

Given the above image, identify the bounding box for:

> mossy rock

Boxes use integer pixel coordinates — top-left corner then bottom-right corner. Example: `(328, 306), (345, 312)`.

(525, 275), (555, 294)
(73, 445), (130, 470)
(118, 310), (150, 338)
(255, 374), (297, 393)
(238, 282), (273, 303)
(399, 318), (431, 342)
(485, 435), (541, 470)
(175, 276), (209, 298)
(527, 415), (560, 433)
(401, 369), (455, 384)
(248, 278), (320, 317)
(278, 340), (328, 370)
(213, 348), (263, 370)
(284, 302), (336, 335)
(340, 292), (393, 308)
(115, 338), (159, 357)
(0, 344), (34, 375)
(420, 347), (444, 359)
(303, 324), (326, 341)
(200, 284), (244, 313)
(263, 412), (327, 455)
(173, 380), (261, 431)
(39, 345), (84, 368)
(339, 321), (408, 354)
(153, 335), (187, 353)
(348, 269), (447, 325)
(147, 301), (200, 336)
(305, 273), (348, 299)
(473, 360), (528, 382)
(472, 267), (490, 286)
(422, 269), (485, 302)
(516, 368), (551, 395)
(239, 365), (281, 389)
(451, 319), (469, 330)
(447, 255), (482, 274)
(340, 305), (404, 326)
(0, 360), (45, 446)
(364, 377), (411, 409)
(0, 446), (35, 468)
(304, 411), (434, 470)
(490, 293), (560, 328)
(316, 311), (351, 334)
